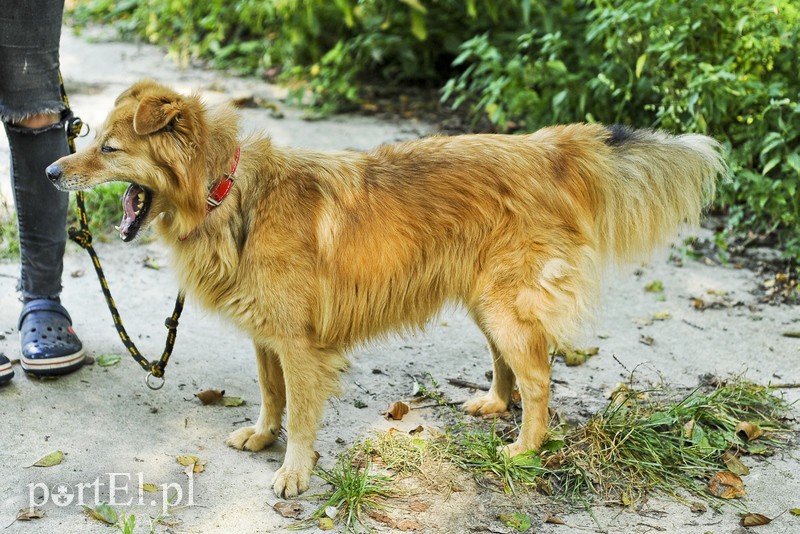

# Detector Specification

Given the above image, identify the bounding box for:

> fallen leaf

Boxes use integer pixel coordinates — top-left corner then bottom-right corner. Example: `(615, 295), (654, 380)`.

(543, 514), (565, 525)
(563, 348), (588, 366)
(143, 256), (161, 270)
(683, 419), (696, 440)
(32, 450), (64, 467)
(272, 501), (304, 519)
(721, 452), (750, 476)
(319, 517), (335, 530)
(735, 421), (764, 441)
(369, 511), (422, 531)
(645, 280), (664, 293)
(221, 396), (245, 407)
(790, 508), (800, 516)
(96, 354), (121, 367)
(16, 508), (44, 521)
(639, 335), (655, 346)
(383, 401), (410, 420)
(741, 513), (771, 527)
(499, 513), (532, 532)
(653, 311), (672, 321)
(176, 454), (199, 466)
(708, 471), (745, 499)
(192, 460), (207, 474)
(83, 503), (118, 524)
(409, 500), (429, 512)
(409, 425), (424, 435)
(689, 501), (707, 514)
(140, 483), (159, 493)
(195, 389), (225, 405)
(691, 298), (706, 310)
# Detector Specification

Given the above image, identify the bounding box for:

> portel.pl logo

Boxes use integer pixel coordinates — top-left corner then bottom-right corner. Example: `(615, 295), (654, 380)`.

(28, 471), (194, 513)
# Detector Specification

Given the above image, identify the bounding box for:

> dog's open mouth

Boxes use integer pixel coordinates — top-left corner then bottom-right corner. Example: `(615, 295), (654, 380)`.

(116, 183), (151, 242)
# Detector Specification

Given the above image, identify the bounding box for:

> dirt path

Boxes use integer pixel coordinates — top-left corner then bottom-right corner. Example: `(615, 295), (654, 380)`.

(1, 29), (798, 534)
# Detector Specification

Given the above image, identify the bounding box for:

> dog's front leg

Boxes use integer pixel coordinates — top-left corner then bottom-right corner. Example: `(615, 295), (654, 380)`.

(226, 344), (285, 451)
(272, 342), (346, 498)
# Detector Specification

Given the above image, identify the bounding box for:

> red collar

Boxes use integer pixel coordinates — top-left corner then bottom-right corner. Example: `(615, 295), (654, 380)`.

(179, 147), (240, 240)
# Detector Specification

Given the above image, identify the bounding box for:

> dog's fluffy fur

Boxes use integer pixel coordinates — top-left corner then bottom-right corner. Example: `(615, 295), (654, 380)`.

(49, 80), (725, 497)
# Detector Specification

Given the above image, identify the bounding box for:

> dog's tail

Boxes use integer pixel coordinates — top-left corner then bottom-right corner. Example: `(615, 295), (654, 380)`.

(594, 125), (725, 265)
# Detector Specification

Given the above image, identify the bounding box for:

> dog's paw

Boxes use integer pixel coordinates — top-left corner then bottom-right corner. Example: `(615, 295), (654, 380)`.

(499, 440), (532, 458)
(463, 393), (508, 416)
(272, 464), (311, 498)
(225, 426), (277, 452)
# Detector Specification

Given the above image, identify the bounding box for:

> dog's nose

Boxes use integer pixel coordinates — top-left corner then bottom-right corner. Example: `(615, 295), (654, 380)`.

(45, 163), (62, 182)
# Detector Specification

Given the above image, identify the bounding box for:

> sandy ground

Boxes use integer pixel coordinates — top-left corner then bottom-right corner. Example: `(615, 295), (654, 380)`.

(1, 29), (799, 534)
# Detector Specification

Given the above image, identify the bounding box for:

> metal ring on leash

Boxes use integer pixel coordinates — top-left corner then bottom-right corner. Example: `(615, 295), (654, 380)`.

(145, 372), (165, 390)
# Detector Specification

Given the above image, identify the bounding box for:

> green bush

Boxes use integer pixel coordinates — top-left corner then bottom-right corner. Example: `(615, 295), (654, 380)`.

(67, 0), (800, 258)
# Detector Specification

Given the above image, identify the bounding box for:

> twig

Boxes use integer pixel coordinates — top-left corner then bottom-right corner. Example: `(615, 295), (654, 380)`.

(409, 400), (466, 410)
(681, 319), (705, 330)
(446, 378), (489, 391)
(770, 383), (800, 389)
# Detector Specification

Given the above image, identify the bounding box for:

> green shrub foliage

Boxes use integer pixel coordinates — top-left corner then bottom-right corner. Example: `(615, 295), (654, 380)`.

(68, 0), (800, 258)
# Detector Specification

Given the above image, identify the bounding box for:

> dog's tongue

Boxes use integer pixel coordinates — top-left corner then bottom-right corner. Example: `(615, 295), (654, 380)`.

(118, 184), (143, 240)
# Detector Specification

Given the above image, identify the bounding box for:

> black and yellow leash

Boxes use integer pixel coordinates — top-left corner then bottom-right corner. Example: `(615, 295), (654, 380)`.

(58, 73), (185, 390)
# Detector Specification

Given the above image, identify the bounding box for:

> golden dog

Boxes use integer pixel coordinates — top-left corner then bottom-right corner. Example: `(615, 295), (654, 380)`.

(47, 80), (725, 497)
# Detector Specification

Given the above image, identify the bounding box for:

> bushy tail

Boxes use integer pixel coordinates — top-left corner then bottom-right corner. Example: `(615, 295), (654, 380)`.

(596, 125), (726, 264)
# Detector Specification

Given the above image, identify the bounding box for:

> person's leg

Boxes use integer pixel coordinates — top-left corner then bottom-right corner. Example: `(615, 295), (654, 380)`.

(0, 0), (84, 376)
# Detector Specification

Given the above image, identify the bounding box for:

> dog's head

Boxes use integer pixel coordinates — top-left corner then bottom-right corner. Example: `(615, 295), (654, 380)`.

(48, 80), (236, 241)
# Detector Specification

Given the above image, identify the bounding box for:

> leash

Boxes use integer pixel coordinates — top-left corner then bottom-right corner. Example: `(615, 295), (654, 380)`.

(58, 72), (185, 390)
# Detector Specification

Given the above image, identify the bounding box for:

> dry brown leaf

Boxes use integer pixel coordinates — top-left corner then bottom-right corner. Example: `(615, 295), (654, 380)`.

(383, 401), (410, 421)
(691, 297), (706, 310)
(409, 425), (424, 435)
(272, 501), (304, 519)
(683, 419), (696, 440)
(16, 507), (44, 521)
(543, 514), (566, 525)
(409, 500), (429, 512)
(735, 421), (764, 441)
(741, 513), (771, 527)
(721, 452), (750, 476)
(639, 335), (655, 346)
(689, 501), (707, 514)
(369, 511), (421, 531)
(708, 471), (745, 499)
(192, 460), (207, 474)
(195, 389), (225, 405)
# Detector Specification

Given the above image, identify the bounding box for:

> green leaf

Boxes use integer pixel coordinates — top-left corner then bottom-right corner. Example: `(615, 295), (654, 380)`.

(319, 517), (335, 530)
(221, 396), (246, 407)
(83, 503), (118, 524)
(540, 439), (565, 452)
(399, 0), (427, 13)
(761, 156), (781, 175)
(645, 280), (664, 293)
(32, 450), (64, 467)
(499, 513), (532, 532)
(97, 354), (122, 367)
(409, 11), (427, 41)
(635, 53), (648, 78)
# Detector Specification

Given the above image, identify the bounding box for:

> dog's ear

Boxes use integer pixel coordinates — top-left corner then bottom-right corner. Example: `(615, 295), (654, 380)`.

(133, 95), (182, 135)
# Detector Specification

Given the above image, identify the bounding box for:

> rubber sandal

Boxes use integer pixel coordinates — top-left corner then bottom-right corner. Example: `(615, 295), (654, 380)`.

(0, 354), (13, 384)
(18, 299), (85, 376)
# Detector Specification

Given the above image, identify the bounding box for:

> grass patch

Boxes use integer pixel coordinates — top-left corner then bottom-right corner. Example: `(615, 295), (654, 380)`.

(296, 444), (396, 533)
(373, 378), (792, 509)
(0, 217), (20, 260)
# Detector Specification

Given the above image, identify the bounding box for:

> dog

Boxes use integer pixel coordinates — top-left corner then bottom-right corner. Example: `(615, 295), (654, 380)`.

(47, 80), (725, 497)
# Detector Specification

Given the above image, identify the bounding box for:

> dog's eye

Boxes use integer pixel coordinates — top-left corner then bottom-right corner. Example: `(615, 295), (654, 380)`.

(101, 145), (119, 153)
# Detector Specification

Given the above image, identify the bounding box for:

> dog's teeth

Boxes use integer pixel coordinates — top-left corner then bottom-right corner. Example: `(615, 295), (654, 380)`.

(138, 192), (145, 202)
(114, 225), (120, 232)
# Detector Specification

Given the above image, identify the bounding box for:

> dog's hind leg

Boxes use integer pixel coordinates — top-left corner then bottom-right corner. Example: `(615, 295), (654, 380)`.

(226, 344), (285, 451)
(463, 312), (515, 416)
(479, 303), (551, 455)
(272, 341), (348, 498)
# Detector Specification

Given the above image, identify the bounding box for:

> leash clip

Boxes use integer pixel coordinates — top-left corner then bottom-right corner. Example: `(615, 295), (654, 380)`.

(145, 372), (165, 391)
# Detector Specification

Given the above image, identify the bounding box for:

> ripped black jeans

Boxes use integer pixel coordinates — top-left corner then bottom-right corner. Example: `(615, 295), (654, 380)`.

(1, 0), (70, 300)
